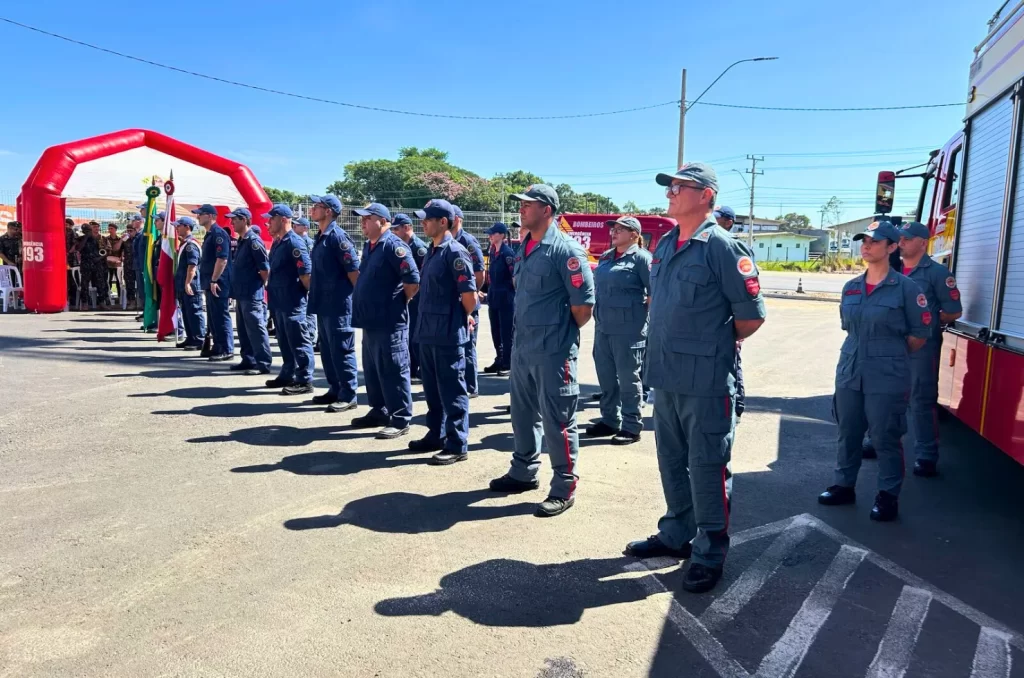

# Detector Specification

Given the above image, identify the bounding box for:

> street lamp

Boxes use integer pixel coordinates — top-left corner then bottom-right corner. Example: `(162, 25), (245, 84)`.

(677, 57), (778, 167)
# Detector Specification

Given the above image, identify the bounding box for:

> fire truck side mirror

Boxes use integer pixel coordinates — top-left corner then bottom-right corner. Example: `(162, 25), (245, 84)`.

(875, 171), (896, 214)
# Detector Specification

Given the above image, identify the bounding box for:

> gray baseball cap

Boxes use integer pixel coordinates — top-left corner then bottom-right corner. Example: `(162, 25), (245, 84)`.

(509, 183), (560, 211)
(656, 162), (719, 192)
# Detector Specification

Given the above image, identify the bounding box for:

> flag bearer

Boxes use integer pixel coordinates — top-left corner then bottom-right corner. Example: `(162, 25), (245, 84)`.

(408, 199), (477, 465)
(818, 220), (930, 522)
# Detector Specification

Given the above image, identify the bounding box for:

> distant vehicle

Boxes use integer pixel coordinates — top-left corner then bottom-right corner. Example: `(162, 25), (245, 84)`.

(839, 236), (852, 254)
(873, 0), (1024, 466)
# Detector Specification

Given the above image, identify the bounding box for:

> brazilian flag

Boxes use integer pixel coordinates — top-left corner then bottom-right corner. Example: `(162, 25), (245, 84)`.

(142, 185), (161, 331)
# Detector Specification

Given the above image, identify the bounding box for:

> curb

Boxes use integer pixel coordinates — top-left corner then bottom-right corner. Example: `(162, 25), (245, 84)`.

(763, 291), (840, 304)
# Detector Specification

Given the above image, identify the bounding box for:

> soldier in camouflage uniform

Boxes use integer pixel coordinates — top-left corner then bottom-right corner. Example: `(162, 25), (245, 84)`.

(77, 223), (109, 309)
(121, 220), (139, 309)
(0, 221), (22, 271)
(65, 218), (80, 304)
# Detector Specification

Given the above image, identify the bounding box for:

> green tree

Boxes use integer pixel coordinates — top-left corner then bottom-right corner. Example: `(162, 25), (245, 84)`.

(263, 186), (309, 204)
(775, 212), (812, 232)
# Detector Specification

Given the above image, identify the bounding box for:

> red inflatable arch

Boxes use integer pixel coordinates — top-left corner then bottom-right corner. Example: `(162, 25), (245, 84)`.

(20, 129), (273, 313)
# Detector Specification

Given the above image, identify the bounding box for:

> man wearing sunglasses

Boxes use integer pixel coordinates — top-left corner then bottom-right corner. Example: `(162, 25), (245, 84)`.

(624, 163), (766, 594)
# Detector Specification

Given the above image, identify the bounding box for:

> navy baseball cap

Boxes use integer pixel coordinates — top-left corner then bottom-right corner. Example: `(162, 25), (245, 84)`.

(309, 194), (343, 214)
(225, 207), (252, 220)
(155, 211), (167, 221)
(605, 216), (642, 234)
(131, 214), (143, 223)
(293, 217), (310, 228)
(353, 202), (392, 220)
(414, 199), (456, 222)
(656, 162), (719, 192)
(899, 221), (930, 239)
(392, 213), (413, 226)
(487, 222), (509, 235)
(262, 203), (294, 219)
(509, 184), (560, 211)
(136, 203), (147, 210)
(714, 206), (736, 221)
(452, 205), (464, 220)
(191, 204), (218, 216)
(853, 220), (901, 243)
(251, 225), (261, 236)
(174, 216), (197, 230)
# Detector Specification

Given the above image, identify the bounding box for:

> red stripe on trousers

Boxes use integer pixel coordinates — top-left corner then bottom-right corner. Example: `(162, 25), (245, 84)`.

(563, 359), (576, 496)
(721, 467), (729, 530)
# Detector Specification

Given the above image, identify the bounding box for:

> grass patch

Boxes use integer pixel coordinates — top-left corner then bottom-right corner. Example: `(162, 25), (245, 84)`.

(757, 260), (822, 272)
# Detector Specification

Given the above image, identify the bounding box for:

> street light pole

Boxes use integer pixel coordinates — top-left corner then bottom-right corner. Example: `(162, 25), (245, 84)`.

(677, 57), (778, 166)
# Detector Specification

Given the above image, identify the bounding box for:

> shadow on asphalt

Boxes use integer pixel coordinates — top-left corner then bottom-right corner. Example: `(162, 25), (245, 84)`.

(285, 488), (536, 533)
(232, 450), (426, 479)
(193, 424), (381, 447)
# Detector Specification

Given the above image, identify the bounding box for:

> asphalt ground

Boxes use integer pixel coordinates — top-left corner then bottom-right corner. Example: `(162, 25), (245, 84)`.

(1, 299), (1023, 677)
(758, 271), (856, 295)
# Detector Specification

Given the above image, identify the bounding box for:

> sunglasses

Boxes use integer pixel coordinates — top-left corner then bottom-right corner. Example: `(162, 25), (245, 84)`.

(665, 183), (705, 196)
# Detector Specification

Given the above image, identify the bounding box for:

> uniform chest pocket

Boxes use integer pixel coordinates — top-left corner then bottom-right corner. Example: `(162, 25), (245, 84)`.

(676, 266), (711, 306)
(873, 296), (907, 331)
(524, 258), (555, 292)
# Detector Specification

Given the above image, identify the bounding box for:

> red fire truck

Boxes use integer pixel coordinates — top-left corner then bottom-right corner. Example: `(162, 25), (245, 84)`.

(556, 213), (678, 266)
(877, 1), (1024, 465)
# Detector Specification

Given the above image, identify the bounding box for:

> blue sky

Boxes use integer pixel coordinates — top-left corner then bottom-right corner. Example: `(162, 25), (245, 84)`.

(0, 0), (988, 223)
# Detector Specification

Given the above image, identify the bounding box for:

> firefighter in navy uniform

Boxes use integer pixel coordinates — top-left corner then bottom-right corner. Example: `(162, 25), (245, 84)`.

(625, 163), (766, 594)
(392, 212), (429, 382)
(451, 205), (486, 397)
(307, 195), (362, 413)
(173, 217), (206, 348)
(350, 203), (421, 439)
(483, 222), (516, 376)
(896, 222), (961, 476)
(227, 207), (272, 375)
(818, 220), (931, 522)
(263, 204), (315, 395)
(408, 199), (478, 465)
(192, 204), (234, 361)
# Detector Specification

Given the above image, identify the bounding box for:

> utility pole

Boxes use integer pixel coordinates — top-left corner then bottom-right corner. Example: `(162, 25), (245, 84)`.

(500, 180), (506, 224)
(676, 69), (687, 168)
(746, 155), (764, 251)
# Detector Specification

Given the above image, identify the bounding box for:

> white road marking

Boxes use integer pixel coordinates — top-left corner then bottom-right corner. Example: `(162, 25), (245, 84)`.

(865, 586), (933, 678)
(625, 562), (751, 678)
(700, 520), (812, 633)
(753, 544), (867, 678)
(970, 627), (1012, 678)
(731, 515), (798, 548)
(802, 514), (1024, 652)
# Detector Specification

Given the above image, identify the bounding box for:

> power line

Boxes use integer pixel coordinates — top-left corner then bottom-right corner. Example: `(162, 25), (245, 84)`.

(1, 17), (965, 119)
(0, 17), (675, 121)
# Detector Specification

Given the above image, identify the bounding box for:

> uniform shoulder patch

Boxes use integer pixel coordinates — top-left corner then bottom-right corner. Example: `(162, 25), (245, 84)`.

(453, 257), (466, 271)
(252, 241), (260, 250)
(395, 246), (407, 257)
(736, 256), (755, 276)
(922, 311), (933, 325)
(945, 276), (957, 288)
(417, 247), (427, 257)
(696, 230), (712, 242)
(293, 248), (301, 258)
(506, 256), (513, 266)
(340, 240), (350, 251)
(567, 257), (581, 272)
(216, 236), (224, 244)
(916, 293), (928, 308)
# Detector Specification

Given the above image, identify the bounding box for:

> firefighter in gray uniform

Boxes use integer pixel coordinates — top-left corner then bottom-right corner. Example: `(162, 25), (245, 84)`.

(896, 221), (962, 476)
(585, 216), (651, 445)
(625, 163), (766, 594)
(818, 220), (931, 522)
(488, 184), (595, 518)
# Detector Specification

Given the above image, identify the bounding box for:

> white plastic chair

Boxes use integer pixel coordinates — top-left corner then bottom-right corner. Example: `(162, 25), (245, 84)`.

(0, 265), (24, 312)
(68, 267), (82, 310)
(115, 267), (127, 309)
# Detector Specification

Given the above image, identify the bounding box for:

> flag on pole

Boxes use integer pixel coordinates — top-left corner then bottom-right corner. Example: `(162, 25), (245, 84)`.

(142, 182), (161, 331)
(157, 173), (179, 342)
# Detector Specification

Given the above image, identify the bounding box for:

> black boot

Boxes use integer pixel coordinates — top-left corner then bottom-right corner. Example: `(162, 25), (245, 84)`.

(870, 491), (899, 521)
(818, 485), (856, 506)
